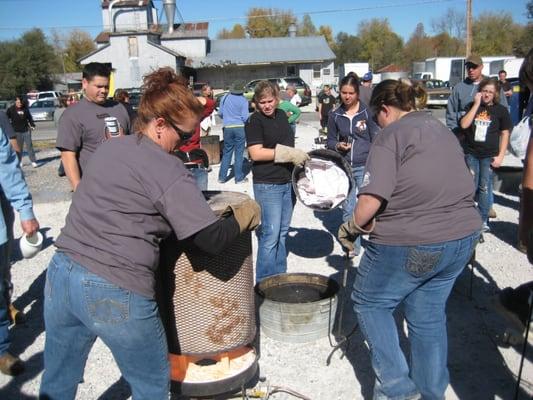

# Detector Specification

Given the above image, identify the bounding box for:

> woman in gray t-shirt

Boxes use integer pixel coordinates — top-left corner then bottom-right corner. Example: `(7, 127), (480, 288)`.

(40, 68), (260, 400)
(338, 79), (481, 399)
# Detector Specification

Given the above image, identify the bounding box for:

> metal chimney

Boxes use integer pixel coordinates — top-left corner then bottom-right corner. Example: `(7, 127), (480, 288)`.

(288, 23), (297, 38)
(163, 0), (176, 34)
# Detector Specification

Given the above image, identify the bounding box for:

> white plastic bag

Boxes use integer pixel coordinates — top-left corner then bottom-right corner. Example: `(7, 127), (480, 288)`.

(509, 116), (531, 159)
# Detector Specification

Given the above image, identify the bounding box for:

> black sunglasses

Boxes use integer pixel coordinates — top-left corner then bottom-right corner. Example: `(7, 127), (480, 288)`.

(167, 120), (195, 142)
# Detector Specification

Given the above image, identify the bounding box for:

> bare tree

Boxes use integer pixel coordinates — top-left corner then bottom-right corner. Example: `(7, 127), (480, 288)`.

(431, 8), (466, 39)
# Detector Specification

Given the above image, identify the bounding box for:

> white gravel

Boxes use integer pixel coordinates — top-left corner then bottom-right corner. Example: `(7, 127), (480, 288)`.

(1, 116), (532, 399)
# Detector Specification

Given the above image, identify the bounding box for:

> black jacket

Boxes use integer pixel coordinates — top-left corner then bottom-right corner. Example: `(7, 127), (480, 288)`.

(6, 105), (35, 133)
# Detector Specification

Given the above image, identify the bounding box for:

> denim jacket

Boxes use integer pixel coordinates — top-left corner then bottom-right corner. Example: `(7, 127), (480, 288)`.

(0, 127), (34, 245)
(326, 102), (379, 167)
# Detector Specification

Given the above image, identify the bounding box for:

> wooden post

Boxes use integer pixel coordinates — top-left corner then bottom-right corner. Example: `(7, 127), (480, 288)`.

(466, 0), (472, 57)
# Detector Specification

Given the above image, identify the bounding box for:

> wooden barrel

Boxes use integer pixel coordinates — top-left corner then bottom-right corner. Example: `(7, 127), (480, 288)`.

(200, 135), (221, 165)
(157, 191), (256, 357)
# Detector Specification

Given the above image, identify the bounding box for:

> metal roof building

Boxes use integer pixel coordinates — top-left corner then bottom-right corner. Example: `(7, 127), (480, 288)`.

(190, 36), (335, 68)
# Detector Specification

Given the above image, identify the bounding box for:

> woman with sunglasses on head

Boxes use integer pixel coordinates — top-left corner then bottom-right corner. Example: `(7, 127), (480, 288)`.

(460, 77), (511, 233)
(338, 78), (481, 400)
(40, 68), (260, 400)
(326, 74), (379, 256)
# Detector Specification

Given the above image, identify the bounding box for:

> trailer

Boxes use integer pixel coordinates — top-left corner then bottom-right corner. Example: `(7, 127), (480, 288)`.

(412, 57), (463, 82)
(489, 58), (524, 78)
(448, 56), (517, 87)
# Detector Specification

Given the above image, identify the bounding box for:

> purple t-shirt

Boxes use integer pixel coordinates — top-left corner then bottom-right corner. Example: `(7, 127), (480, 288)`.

(359, 111), (481, 245)
(56, 98), (130, 173)
(56, 134), (218, 298)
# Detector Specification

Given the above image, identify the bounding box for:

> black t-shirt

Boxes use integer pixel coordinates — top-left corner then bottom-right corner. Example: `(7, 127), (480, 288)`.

(245, 109), (295, 184)
(463, 103), (512, 158)
(319, 95), (336, 116)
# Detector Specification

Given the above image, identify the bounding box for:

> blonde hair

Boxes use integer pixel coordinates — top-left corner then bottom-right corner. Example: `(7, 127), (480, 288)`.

(135, 68), (203, 134)
(253, 80), (279, 103)
(370, 78), (427, 112)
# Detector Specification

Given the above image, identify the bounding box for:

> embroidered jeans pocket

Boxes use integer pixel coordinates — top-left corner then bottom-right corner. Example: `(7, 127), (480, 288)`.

(405, 247), (443, 277)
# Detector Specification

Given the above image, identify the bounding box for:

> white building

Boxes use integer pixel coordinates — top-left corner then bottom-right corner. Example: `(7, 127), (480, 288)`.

(80, 0), (336, 90)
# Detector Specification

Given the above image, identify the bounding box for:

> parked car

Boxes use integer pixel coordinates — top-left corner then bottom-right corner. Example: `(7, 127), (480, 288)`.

(26, 91), (62, 106)
(414, 79), (451, 107)
(244, 77), (312, 107)
(0, 100), (13, 111)
(29, 99), (58, 121)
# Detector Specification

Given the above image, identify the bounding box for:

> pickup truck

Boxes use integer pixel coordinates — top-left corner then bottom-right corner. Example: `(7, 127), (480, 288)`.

(413, 79), (451, 107)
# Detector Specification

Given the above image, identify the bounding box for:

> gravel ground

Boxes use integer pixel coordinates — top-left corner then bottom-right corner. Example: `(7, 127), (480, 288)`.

(1, 115), (533, 400)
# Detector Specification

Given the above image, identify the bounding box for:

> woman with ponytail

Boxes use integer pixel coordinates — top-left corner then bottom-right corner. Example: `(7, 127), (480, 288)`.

(337, 79), (481, 399)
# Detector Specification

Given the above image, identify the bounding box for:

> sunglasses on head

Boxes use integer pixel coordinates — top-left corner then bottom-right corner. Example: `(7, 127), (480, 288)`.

(166, 120), (195, 142)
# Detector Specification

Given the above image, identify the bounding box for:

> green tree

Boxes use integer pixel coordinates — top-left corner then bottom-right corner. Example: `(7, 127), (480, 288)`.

(402, 23), (435, 68)
(217, 24), (246, 39)
(318, 25), (334, 48)
(0, 28), (58, 98)
(64, 29), (96, 72)
(245, 7), (295, 38)
(357, 19), (403, 70)
(298, 14), (317, 36)
(430, 32), (465, 56)
(332, 32), (362, 65)
(472, 12), (522, 55)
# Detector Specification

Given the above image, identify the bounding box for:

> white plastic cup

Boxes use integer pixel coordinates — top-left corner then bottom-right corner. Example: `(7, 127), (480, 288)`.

(19, 231), (43, 259)
(104, 117), (120, 137)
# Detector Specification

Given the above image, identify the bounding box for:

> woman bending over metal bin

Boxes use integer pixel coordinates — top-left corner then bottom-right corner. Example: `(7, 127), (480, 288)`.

(39, 68), (260, 400)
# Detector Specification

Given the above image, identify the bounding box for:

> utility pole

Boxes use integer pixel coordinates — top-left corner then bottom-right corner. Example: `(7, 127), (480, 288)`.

(466, 0), (472, 56)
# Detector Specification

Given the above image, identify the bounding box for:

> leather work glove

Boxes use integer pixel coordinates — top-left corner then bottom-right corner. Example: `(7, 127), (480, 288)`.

(274, 144), (310, 166)
(222, 199), (261, 233)
(337, 218), (375, 252)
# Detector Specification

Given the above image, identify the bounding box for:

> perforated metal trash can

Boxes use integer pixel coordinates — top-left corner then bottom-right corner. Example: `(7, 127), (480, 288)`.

(157, 191), (256, 357)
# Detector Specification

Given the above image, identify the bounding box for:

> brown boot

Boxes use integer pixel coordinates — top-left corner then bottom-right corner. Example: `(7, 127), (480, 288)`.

(488, 208), (497, 218)
(8, 304), (26, 325)
(0, 352), (24, 376)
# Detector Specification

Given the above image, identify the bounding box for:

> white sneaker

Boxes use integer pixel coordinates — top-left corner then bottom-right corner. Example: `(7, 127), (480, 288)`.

(31, 162), (38, 168)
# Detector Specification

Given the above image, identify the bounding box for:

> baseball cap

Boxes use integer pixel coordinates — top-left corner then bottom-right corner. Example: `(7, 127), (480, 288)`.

(465, 54), (482, 67)
(362, 72), (373, 81)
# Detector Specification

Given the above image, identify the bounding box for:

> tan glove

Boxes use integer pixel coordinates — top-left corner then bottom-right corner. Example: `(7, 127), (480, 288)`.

(223, 199), (261, 233)
(337, 217), (375, 252)
(274, 144), (310, 166)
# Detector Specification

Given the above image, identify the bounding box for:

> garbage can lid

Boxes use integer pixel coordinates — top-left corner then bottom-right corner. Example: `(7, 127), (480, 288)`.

(292, 149), (353, 212)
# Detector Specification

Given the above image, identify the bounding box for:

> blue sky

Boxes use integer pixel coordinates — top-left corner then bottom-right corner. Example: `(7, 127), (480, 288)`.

(0, 0), (528, 42)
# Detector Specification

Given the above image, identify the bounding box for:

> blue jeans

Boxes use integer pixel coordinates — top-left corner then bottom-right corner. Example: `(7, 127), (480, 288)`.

(40, 252), (169, 400)
(189, 166), (208, 191)
(253, 183), (295, 282)
(465, 154), (493, 223)
(0, 242), (10, 356)
(352, 232), (479, 400)
(219, 126), (246, 182)
(341, 165), (365, 254)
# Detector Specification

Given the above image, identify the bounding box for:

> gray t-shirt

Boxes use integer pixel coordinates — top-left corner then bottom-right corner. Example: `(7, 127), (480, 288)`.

(56, 134), (218, 298)
(360, 111), (481, 245)
(56, 97), (130, 173)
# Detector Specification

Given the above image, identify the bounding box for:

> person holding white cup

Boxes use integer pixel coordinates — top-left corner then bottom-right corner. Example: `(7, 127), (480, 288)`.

(0, 127), (39, 376)
(460, 77), (511, 232)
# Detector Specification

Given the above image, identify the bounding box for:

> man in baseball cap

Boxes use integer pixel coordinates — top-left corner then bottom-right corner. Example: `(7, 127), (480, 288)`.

(360, 72), (373, 106)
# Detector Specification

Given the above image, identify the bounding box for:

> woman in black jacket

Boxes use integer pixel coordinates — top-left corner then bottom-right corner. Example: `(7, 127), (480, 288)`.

(6, 96), (37, 167)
